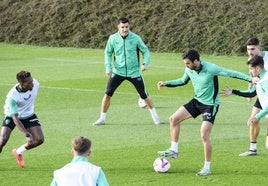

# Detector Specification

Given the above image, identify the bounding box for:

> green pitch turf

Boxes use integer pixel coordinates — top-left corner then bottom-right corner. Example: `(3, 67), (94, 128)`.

(0, 43), (267, 185)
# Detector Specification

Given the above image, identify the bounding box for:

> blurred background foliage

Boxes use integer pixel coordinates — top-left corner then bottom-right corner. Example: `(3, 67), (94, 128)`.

(0, 0), (267, 55)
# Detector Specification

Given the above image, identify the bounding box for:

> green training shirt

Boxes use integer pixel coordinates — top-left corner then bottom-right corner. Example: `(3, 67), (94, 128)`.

(165, 60), (252, 106)
(104, 31), (150, 77)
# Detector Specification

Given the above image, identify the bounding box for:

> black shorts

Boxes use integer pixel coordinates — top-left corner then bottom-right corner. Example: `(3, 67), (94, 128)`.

(254, 98), (262, 109)
(105, 73), (149, 99)
(2, 114), (41, 130)
(183, 98), (219, 124)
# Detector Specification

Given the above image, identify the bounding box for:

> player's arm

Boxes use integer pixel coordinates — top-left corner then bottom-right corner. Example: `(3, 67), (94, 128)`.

(165, 70), (190, 87)
(8, 98), (33, 140)
(212, 64), (252, 82)
(137, 35), (150, 66)
(50, 178), (57, 186)
(104, 37), (114, 76)
(96, 168), (109, 186)
(221, 86), (256, 98)
(157, 71), (190, 90)
(255, 81), (268, 119)
(137, 36), (150, 71)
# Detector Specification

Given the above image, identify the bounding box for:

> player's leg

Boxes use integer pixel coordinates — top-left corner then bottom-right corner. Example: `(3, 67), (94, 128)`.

(130, 75), (162, 124)
(0, 126), (13, 153)
(239, 105), (260, 156)
(24, 125), (44, 149)
(196, 103), (218, 176)
(196, 121), (213, 176)
(0, 116), (16, 153)
(157, 105), (192, 158)
(265, 128), (268, 149)
(12, 115), (44, 168)
(93, 74), (124, 125)
(200, 121), (213, 162)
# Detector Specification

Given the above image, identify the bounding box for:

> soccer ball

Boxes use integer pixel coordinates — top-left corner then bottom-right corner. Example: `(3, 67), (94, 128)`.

(138, 97), (147, 108)
(153, 157), (170, 173)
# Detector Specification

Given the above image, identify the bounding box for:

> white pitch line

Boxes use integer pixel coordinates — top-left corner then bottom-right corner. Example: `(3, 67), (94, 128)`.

(0, 82), (251, 104)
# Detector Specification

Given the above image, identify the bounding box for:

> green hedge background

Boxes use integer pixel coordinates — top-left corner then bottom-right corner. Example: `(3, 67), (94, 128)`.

(0, 0), (267, 55)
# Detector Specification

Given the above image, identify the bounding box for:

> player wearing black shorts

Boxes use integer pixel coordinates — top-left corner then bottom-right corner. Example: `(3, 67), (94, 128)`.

(92, 17), (161, 126)
(157, 49), (252, 176)
(0, 70), (44, 168)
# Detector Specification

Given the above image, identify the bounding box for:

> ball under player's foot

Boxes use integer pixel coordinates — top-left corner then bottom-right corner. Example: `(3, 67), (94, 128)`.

(12, 149), (25, 168)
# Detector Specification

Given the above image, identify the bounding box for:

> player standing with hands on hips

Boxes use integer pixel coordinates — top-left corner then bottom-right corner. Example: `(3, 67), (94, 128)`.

(92, 17), (162, 126)
(0, 70), (44, 168)
(157, 49), (253, 176)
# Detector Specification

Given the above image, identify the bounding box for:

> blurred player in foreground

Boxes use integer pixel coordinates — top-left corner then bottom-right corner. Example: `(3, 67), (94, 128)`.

(157, 49), (253, 176)
(0, 70), (44, 168)
(50, 136), (109, 186)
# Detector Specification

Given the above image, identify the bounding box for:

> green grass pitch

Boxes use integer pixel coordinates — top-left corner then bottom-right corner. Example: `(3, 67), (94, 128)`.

(0, 43), (267, 185)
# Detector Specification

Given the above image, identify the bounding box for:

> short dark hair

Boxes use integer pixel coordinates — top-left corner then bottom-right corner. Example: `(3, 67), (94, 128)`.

(247, 55), (264, 68)
(246, 38), (259, 46)
(182, 49), (200, 62)
(16, 70), (31, 82)
(118, 17), (129, 24)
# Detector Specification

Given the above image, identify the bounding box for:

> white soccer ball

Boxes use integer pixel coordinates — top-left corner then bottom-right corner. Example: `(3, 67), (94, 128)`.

(153, 157), (170, 173)
(138, 98), (147, 108)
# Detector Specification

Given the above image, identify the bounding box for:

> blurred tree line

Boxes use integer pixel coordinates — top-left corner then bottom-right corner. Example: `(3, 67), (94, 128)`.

(0, 0), (267, 55)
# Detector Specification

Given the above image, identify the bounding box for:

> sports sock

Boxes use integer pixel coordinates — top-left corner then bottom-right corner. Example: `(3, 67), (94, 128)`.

(16, 146), (27, 155)
(204, 161), (211, 170)
(100, 112), (107, 121)
(149, 108), (157, 116)
(249, 142), (257, 151)
(170, 141), (178, 152)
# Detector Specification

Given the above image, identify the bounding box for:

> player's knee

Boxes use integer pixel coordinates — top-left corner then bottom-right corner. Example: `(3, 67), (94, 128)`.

(169, 116), (179, 127)
(35, 137), (44, 146)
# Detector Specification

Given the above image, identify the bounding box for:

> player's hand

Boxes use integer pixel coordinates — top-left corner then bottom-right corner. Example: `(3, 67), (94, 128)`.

(106, 72), (112, 76)
(141, 64), (147, 72)
(252, 77), (259, 84)
(157, 81), (165, 90)
(246, 97), (252, 102)
(220, 86), (232, 97)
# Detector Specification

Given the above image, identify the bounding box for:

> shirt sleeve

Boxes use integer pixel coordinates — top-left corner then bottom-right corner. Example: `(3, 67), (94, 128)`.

(104, 36), (113, 73)
(137, 36), (150, 67)
(96, 168), (109, 186)
(213, 64), (252, 82)
(165, 69), (190, 87)
(7, 97), (18, 115)
(256, 81), (268, 119)
(50, 178), (57, 186)
(232, 88), (257, 98)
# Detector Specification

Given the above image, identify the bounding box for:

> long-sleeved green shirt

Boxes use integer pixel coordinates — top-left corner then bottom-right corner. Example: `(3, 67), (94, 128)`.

(165, 60), (252, 106)
(105, 31), (150, 77)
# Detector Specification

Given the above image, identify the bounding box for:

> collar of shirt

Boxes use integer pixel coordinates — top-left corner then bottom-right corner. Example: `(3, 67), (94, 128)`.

(71, 156), (89, 163)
